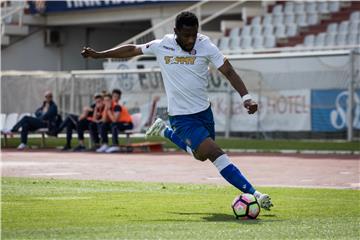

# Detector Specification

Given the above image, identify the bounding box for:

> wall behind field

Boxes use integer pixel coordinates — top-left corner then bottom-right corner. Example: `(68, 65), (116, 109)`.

(2, 30), (60, 71)
(1, 22), (150, 71)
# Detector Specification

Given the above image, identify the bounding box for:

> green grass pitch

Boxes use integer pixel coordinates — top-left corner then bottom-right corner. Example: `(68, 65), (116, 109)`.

(2, 177), (359, 239)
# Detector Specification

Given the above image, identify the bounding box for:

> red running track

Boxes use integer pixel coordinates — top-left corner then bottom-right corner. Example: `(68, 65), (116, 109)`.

(1, 150), (359, 189)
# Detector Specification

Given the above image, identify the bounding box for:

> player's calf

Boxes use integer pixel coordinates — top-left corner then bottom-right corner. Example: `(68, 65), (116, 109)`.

(195, 138), (274, 210)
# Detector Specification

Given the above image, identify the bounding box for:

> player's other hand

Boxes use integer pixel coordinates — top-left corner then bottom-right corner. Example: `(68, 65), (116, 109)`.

(244, 99), (258, 114)
(81, 47), (99, 59)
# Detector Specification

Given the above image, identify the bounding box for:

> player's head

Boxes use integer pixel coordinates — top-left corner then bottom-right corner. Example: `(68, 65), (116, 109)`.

(174, 11), (198, 52)
(44, 91), (53, 102)
(104, 93), (112, 107)
(93, 93), (104, 107)
(112, 88), (122, 102)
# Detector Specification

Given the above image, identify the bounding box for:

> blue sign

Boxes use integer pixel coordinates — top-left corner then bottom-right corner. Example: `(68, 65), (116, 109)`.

(311, 89), (360, 132)
(28, 0), (175, 14)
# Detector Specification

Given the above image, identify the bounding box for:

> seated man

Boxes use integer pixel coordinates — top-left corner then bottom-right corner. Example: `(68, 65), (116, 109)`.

(97, 90), (133, 153)
(56, 93), (104, 151)
(10, 91), (58, 150)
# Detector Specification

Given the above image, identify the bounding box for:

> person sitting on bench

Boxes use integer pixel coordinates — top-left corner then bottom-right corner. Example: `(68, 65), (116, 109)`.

(96, 89), (133, 153)
(56, 93), (104, 151)
(10, 91), (58, 150)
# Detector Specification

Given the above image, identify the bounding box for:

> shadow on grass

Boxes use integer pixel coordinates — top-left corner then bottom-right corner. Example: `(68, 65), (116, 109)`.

(168, 212), (282, 224)
(261, 214), (277, 217)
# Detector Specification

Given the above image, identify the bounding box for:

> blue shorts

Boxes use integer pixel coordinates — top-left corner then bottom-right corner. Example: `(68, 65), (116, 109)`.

(169, 106), (215, 151)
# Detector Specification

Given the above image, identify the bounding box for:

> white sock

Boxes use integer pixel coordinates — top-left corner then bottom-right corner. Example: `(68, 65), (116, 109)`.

(186, 146), (194, 156)
(159, 128), (166, 137)
(212, 154), (231, 172)
(253, 190), (262, 198)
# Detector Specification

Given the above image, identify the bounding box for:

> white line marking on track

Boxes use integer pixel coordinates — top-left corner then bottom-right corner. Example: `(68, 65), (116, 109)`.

(205, 177), (222, 180)
(31, 172), (81, 176)
(1, 161), (59, 167)
(299, 179), (314, 182)
(349, 183), (360, 188)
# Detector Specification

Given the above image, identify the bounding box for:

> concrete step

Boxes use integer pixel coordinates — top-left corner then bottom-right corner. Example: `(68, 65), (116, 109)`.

(1, 35), (10, 46)
(2, 25), (29, 36)
(7, 13), (46, 26)
(22, 15), (45, 25)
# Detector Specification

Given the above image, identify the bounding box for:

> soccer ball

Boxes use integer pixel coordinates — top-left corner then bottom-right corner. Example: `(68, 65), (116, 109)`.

(231, 193), (260, 219)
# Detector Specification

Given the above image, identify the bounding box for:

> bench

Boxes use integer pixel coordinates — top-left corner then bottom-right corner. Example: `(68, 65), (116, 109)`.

(1, 113), (49, 147)
(1, 112), (164, 152)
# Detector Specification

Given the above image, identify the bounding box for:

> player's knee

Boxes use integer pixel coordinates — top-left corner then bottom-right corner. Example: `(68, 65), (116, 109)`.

(207, 147), (225, 162)
(193, 152), (207, 161)
(193, 145), (224, 162)
(111, 123), (118, 130)
(22, 123), (29, 130)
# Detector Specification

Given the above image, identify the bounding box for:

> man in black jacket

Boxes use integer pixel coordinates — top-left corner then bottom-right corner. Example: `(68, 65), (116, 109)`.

(11, 91), (58, 150)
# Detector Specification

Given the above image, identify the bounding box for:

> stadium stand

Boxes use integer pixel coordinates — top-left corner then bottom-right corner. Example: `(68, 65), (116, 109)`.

(218, 1), (360, 52)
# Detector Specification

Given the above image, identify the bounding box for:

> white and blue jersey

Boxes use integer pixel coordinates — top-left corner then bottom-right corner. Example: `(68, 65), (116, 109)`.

(141, 33), (226, 116)
(141, 33), (226, 150)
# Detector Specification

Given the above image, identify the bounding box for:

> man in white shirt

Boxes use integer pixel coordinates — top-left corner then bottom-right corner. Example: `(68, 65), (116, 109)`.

(81, 11), (273, 211)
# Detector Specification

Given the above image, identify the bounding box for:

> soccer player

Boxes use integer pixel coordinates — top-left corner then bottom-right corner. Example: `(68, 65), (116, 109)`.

(81, 12), (273, 210)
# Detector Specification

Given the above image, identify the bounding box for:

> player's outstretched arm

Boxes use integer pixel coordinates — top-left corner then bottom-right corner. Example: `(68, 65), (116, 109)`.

(81, 44), (143, 59)
(218, 60), (258, 114)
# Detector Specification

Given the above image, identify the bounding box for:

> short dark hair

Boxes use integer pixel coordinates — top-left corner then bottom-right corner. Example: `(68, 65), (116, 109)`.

(175, 11), (199, 30)
(93, 93), (103, 100)
(112, 88), (122, 96)
(104, 93), (112, 99)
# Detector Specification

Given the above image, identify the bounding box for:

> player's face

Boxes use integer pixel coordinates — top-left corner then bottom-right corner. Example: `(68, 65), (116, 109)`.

(104, 97), (112, 107)
(175, 25), (198, 52)
(45, 94), (53, 102)
(95, 98), (103, 107)
(112, 93), (120, 102)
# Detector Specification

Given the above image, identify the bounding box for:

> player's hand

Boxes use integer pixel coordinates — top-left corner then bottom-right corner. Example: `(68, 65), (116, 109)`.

(81, 47), (100, 59)
(244, 99), (258, 114)
(104, 103), (111, 110)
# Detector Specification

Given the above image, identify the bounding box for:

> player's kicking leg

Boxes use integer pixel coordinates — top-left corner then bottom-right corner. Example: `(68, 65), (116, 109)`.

(146, 118), (193, 156)
(146, 118), (273, 211)
(194, 137), (273, 211)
